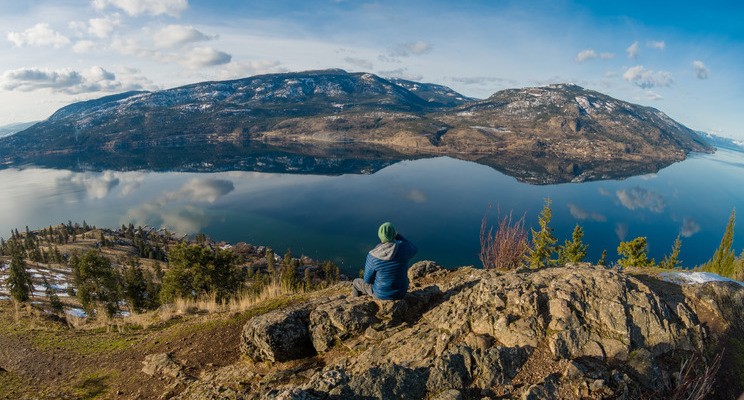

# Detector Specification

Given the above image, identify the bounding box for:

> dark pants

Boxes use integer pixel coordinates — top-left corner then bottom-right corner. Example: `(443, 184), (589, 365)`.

(352, 278), (374, 296)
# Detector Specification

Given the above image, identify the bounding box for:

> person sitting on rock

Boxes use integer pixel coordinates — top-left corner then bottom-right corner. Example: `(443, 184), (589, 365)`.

(352, 222), (418, 300)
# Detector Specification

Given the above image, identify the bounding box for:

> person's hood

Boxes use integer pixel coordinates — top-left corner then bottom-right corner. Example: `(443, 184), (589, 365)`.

(369, 241), (398, 261)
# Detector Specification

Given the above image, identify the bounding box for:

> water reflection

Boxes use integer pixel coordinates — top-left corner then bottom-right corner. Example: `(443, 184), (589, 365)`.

(0, 149), (743, 272)
(123, 178), (235, 233)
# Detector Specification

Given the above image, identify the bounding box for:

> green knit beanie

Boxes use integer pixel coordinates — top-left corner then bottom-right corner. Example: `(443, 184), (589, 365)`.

(378, 222), (397, 243)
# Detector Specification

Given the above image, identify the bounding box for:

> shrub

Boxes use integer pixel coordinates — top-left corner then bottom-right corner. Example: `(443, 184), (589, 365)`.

(479, 207), (529, 270)
(617, 237), (654, 268)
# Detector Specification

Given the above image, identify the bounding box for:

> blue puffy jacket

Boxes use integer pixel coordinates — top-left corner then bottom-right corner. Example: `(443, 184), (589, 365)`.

(363, 234), (418, 300)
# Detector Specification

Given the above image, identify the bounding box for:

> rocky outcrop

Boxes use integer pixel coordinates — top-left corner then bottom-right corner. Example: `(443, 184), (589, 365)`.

(175, 264), (743, 399)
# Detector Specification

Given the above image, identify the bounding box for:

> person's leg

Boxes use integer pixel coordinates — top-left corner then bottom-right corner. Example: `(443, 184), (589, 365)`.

(352, 278), (374, 297)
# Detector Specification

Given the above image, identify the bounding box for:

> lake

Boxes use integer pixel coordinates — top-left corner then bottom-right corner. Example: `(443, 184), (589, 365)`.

(1, 148), (743, 275)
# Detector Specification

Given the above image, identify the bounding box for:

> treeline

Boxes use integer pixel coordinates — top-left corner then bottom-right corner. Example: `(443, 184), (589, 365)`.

(481, 199), (744, 280)
(2, 224), (341, 319)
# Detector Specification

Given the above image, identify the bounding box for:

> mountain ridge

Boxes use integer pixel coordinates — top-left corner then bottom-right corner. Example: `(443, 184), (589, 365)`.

(0, 69), (713, 183)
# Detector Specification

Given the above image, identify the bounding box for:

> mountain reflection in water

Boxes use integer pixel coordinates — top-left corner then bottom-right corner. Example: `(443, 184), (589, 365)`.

(1, 149), (743, 275)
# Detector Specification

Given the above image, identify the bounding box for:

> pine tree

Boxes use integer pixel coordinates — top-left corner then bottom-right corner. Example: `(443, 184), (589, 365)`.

(71, 250), (121, 317)
(557, 224), (588, 265)
(121, 261), (148, 313)
(526, 198), (557, 269)
(43, 277), (64, 313)
(702, 209), (736, 277)
(617, 237), (654, 268)
(8, 251), (32, 303)
(597, 250), (607, 266)
(659, 235), (682, 269)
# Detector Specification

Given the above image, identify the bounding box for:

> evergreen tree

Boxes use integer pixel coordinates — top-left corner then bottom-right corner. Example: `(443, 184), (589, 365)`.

(526, 198), (557, 269)
(659, 235), (682, 269)
(557, 224), (588, 265)
(7, 251), (32, 303)
(43, 277), (64, 313)
(617, 237), (654, 268)
(71, 250), (120, 317)
(597, 249), (607, 266)
(121, 261), (148, 313)
(160, 243), (240, 303)
(322, 261), (340, 285)
(702, 209), (736, 277)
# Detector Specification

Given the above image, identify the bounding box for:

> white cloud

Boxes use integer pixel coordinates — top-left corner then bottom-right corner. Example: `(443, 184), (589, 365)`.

(1, 66), (143, 94)
(154, 25), (216, 48)
(344, 57), (374, 70)
(7, 23), (70, 48)
(181, 47), (232, 68)
(72, 40), (97, 54)
(626, 41), (639, 58)
(680, 217), (701, 238)
(92, 0), (188, 17)
(616, 187), (666, 213)
(576, 49), (596, 62)
(88, 15), (121, 38)
(216, 60), (285, 80)
(576, 50), (614, 62)
(647, 40), (666, 50)
(623, 65), (673, 89)
(692, 60), (709, 79)
(645, 91), (663, 101)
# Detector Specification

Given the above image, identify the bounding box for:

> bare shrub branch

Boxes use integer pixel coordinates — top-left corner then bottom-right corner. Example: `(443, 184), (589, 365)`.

(480, 206), (529, 270)
(671, 351), (723, 400)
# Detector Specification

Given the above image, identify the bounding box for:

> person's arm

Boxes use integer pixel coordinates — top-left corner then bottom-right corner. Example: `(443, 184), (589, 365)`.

(363, 253), (376, 284)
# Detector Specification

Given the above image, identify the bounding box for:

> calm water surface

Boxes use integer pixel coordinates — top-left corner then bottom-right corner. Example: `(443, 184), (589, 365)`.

(1, 149), (743, 275)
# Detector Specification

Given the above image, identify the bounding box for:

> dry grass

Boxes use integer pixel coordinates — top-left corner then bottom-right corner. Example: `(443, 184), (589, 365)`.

(480, 206), (529, 270)
(123, 281), (295, 329)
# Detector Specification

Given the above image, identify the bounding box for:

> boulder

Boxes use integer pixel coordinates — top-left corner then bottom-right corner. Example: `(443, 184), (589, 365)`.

(141, 352), (187, 380)
(309, 298), (380, 352)
(408, 260), (445, 281)
(240, 306), (316, 362)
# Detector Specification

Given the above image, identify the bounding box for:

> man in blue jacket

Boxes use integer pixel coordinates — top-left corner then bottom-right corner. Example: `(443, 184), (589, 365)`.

(352, 222), (418, 300)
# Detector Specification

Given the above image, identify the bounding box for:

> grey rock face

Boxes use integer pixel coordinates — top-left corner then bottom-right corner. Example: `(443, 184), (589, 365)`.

(240, 306), (316, 362)
(222, 265), (743, 399)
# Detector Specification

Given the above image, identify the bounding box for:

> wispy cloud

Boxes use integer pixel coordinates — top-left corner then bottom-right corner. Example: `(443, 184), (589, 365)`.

(378, 68), (422, 81)
(576, 49), (614, 62)
(680, 217), (701, 237)
(647, 40), (666, 50)
(645, 91), (663, 101)
(623, 65), (673, 88)
(379, 40), (431, 62)
(7, 23), (70, 48)
(615, 222), (628, 241)
(344, 57), (373, 70)
(626, 41), (639, 58)
(92, 0), (188, 17)
(616, 187), (666, 213)
(216, 60), (285, 80)
(567, 203), (607, 222)
(692, 60), (709, 79)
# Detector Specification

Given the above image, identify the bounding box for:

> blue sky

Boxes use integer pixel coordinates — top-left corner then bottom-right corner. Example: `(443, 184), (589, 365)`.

(1, 0), (742, 139)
